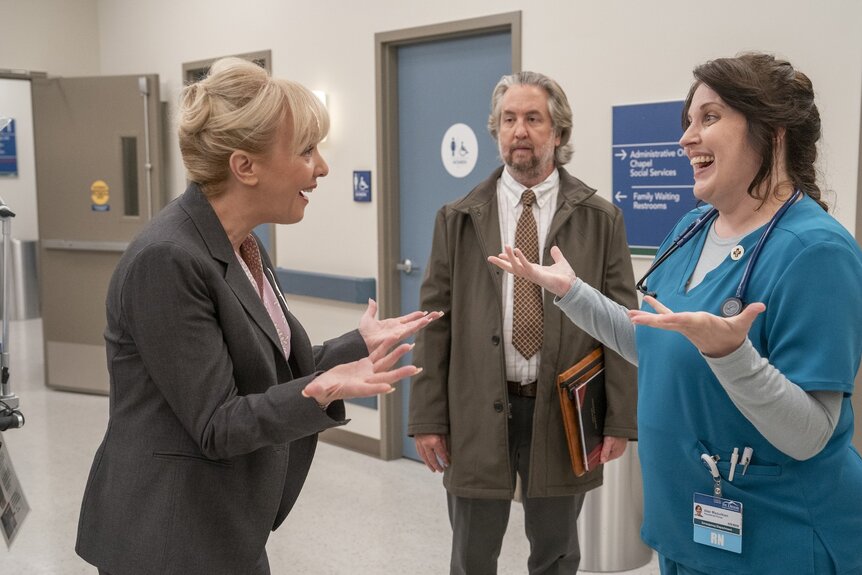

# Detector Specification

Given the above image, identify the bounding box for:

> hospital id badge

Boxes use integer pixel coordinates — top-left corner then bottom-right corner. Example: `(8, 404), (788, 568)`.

(693, 492), (742, 553)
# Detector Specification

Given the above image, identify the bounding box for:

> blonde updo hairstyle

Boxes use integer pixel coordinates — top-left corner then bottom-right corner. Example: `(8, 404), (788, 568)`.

(178, 57), (329, 196)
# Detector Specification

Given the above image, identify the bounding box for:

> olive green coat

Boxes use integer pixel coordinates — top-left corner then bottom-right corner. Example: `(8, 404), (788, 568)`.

(408, 167), (638, 498)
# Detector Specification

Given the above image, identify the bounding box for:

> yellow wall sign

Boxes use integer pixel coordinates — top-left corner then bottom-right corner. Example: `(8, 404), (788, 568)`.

(90, 180), (110, 211)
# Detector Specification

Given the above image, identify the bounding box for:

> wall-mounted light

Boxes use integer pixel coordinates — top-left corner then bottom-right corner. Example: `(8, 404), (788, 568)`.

(312, 91), (328, 142)
(312, 90), (327, 108)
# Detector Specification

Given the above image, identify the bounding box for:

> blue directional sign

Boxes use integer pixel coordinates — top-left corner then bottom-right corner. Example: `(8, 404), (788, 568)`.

(612, 101), (696, 255)
(0, 118), (18, 178)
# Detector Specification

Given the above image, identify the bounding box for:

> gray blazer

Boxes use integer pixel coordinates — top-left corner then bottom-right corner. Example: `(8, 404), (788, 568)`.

(76, 183), (367, 574)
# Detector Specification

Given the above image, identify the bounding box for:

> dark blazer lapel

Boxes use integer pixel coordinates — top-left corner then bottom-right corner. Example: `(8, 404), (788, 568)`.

(179, 184), (285, 356)
(258, 241), (315, 376)
(283, 311), (314, 375)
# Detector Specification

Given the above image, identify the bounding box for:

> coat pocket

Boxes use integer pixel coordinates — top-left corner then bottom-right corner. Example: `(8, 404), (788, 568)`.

(152, 451), (234, 468)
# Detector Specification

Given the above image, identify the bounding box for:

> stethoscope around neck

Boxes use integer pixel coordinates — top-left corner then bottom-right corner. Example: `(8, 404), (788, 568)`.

(635, 189), (802, 317)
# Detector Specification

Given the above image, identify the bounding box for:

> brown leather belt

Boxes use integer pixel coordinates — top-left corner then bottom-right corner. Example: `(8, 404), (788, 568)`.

(507, 380), (537, 397)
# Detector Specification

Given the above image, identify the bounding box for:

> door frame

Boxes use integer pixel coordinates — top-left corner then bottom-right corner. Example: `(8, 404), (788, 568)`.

(854, 84), (862, 451)
(373, 12), (521, 460)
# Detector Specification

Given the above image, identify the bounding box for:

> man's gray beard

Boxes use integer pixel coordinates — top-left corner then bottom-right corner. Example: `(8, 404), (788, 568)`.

(505, 154), (541, 181)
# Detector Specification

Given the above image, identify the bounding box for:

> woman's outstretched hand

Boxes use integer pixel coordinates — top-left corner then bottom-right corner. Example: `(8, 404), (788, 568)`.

(358, 298), (444, 355)
(302, 338), (420, 405)
(628, 295), (766, 358)
(302, 299), (444, 406)
(488, 245), (577, 298)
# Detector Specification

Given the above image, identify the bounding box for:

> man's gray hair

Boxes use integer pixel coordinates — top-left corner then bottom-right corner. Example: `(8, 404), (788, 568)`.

(487, 71), (574, 166)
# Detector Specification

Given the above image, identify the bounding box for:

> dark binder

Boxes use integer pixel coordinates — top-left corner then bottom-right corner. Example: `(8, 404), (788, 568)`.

(556, 347), (606, 477)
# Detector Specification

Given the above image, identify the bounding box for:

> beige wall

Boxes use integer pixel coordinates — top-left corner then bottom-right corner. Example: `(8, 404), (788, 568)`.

(2, 0), (861, 440)
(0, 79), (39, 239)
(0, 0), (100, 239)
(86, 0), (862, 343)
(0, 0), (101, 76)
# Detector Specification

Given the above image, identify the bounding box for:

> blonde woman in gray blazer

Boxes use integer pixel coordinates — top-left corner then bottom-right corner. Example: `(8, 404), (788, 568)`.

(75, 58), (440, 575)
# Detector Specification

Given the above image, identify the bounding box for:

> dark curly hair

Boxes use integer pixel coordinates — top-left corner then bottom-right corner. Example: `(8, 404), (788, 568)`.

(682, 52), (827, 211)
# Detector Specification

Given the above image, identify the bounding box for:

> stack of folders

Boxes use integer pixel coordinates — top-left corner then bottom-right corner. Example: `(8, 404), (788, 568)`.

(556, 347), (606, 477)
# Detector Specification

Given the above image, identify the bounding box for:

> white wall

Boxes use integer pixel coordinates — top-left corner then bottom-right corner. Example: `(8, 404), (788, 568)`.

(1, 0), (102, 240)
(2, 0), (860, 437)
(0, 79), (38, 240)
(0, 0), (101, 76)
(90, 0), (862, 333)
(4, 0), (860, 295)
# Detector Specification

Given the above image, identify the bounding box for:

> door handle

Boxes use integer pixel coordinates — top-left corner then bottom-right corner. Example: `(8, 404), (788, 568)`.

(396, 259), (417, 275)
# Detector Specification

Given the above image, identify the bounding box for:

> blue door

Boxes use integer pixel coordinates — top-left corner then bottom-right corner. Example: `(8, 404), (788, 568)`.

(398, 32), (511, 460)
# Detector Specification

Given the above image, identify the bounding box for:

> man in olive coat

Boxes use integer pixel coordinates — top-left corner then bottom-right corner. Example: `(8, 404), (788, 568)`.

(408, 72), (638, 574)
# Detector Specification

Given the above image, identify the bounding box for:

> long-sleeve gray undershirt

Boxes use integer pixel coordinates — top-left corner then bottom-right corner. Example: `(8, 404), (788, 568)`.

(555, 279), (842, 460)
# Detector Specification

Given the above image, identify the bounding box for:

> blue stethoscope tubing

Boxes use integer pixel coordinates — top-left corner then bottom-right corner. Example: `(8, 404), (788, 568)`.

(635, 189), (802, 317)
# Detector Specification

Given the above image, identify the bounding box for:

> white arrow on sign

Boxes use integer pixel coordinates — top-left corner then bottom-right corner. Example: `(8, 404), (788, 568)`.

(615, 191), (628, 202)
(614, 149), (627, 161)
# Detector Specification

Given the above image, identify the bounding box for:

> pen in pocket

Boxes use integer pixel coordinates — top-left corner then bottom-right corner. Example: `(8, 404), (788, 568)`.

(740, 446), (753, 476)
(728, 447), (739, 481)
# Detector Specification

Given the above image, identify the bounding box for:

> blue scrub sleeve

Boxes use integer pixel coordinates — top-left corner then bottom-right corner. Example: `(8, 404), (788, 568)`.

(761, 241), (862, 394)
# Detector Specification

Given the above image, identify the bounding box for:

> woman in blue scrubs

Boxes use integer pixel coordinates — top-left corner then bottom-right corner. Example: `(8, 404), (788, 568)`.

(489, 52), (862, 575)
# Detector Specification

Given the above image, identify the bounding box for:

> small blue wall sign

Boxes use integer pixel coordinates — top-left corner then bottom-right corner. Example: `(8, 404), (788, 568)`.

(0, 118), (19, 178)
(353, 170), (371, 202)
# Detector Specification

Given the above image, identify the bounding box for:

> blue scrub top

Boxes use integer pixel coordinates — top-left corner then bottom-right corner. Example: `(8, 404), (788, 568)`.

(636, 195), (862, 574)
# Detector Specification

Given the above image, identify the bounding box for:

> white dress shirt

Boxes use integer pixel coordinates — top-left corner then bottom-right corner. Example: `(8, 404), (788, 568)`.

(496, 168), (559, 384)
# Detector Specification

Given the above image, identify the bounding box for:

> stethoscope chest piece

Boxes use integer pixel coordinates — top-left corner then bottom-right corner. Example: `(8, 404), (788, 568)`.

(636, 189), (802, 320)
(721, 297), (744, 318)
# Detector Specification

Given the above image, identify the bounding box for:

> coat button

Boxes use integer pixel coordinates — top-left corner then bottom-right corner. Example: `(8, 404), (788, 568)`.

(493, 400), (504, 413)
(491, 335), (500, 346)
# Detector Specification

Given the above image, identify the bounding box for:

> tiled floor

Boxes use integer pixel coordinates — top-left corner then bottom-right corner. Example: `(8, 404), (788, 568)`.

(1, 319), (659, 574)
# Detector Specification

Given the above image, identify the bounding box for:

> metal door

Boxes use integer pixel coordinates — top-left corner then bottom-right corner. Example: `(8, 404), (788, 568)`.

(397, 32), (511, 460)
(32, 75), (164, 393)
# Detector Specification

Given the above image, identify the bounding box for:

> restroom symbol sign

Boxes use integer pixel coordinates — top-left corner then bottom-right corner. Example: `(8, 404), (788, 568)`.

(441, 123), (478, 179)
(353, 170), (371, 202)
